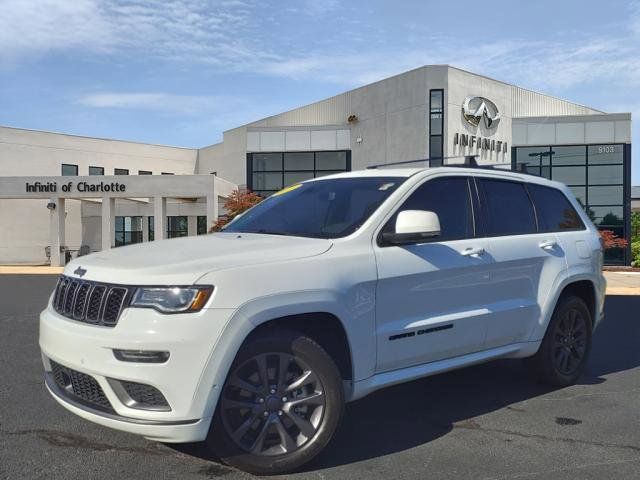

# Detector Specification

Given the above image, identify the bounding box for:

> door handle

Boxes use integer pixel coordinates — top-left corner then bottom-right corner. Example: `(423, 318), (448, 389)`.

(461, 247), (485, 257)
(539, 240), (557, 250)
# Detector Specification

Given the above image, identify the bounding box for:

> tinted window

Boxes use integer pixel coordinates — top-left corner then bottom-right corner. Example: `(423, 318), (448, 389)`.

(225, 177), (404, 239)
(89, 166), (104, 175)
(388, 177), (473, 241)
(527, 184), (585, 232)
(478, 179), (536, 236)
(61, 164), (78, 176)
(114, 168), (129, 175)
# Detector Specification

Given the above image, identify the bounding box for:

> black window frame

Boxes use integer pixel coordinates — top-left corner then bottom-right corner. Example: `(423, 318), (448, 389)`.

(167, 216), (188, 238)
(378, 175), (476, 246)
(114, 168), (129, 175)
(61, 164), (78, 176)
(88, 166), (104, 176)
(246, 150), (351, 197)
(429, 89), (444, 166)
(138, 170), (152, 175)
(115, 216), (143, 247)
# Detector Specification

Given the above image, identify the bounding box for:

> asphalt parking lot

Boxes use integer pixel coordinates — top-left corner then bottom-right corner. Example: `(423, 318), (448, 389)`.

(1, 275), (639, 480)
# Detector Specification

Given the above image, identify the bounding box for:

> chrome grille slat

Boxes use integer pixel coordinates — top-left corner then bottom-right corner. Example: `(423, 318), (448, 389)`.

(51, 275), (132, 327)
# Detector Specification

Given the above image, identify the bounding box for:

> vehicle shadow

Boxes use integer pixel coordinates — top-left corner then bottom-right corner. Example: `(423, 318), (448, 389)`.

(171, 295), (640, 473)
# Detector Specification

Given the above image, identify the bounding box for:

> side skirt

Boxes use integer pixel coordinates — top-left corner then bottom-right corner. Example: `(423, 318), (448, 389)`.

(345, 341), (540, 402)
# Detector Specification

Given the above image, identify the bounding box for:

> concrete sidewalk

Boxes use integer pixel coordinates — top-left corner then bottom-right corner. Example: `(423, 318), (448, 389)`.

(1, 266), (639, 295)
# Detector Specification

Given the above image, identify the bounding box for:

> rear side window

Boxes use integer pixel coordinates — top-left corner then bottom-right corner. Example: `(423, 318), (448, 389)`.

(386, 176), (473, 241)
(477, 179), (536, 236)
(527, 184), (586, 232)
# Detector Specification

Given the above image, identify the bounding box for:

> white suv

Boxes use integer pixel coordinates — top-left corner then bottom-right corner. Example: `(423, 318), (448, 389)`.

(40, 166), (606, 474)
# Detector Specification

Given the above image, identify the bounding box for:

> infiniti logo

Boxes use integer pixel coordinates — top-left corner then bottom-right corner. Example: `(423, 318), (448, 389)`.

(73, 266), (87, 277)
(462, 96), (501, 128)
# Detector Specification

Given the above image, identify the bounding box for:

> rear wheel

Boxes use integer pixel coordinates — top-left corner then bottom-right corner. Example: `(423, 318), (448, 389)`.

(207, 330), (344, 475)
(527, 295), (592, 386)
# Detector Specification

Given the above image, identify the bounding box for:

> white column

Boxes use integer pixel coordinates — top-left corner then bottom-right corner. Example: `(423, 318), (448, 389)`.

(101, 197), (115, 250)
(154, 196), (166, 241)
(142, 215), (149, 242)
(206, 193), (218, 232)
(49, 197), (65, 266)
(187, 215), (197, 236)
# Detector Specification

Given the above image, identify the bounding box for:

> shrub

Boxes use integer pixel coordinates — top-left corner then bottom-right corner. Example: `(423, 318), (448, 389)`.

(599, 229), (628, 249)
(632, 241), (640, 267)
(209, 188), (263, 232)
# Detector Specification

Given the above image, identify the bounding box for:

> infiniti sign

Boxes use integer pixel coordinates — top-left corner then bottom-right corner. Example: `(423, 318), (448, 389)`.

(462, 96), (501, 128)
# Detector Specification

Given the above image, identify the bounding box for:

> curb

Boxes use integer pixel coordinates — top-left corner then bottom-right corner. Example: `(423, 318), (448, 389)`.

(0, 266), (64, 275)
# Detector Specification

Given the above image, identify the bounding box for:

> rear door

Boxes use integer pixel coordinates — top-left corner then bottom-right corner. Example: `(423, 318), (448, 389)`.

(374, 175), (495, 372)
(475, 177), (568, 348)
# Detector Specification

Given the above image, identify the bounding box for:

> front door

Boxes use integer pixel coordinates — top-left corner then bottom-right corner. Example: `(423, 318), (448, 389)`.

(374, 175), (495, 372)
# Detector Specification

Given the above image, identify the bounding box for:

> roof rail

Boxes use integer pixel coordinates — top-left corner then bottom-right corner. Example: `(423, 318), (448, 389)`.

(366, 155), (543, 178)
(366, 155), (480, 169)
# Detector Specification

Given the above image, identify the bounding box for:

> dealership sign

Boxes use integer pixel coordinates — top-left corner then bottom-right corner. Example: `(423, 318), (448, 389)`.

(462, 96), (501, 128)
(25, 180), (127, 193)
(453, 133), (507, 153)
(453, 95), (506, 154)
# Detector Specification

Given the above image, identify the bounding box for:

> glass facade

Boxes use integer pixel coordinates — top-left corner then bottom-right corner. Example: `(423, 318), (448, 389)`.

(429, 89), (444, 166)
(247, 151), (350, 197)
(115, 216), (143, 247)
(514, 144), (629, 264)
(197, 216), (207, 235)
(167, 216), (188, 238)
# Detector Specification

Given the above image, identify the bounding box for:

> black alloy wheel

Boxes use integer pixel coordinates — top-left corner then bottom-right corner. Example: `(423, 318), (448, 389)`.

(208, 330), (344, 475)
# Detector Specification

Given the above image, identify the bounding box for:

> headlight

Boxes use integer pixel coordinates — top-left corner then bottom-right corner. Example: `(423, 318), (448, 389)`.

(130, 286), (213, 313)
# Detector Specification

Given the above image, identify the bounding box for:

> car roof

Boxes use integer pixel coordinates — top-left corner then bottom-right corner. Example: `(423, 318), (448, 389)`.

(307, 166), (568, 190)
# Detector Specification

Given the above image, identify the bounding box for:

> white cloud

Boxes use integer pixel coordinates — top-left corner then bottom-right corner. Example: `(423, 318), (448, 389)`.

(78, 92), (245, 116)
(2, 0), (639, 97)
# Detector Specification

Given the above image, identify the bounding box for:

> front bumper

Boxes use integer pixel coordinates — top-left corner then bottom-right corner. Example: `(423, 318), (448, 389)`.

(39, 304), (236, 442)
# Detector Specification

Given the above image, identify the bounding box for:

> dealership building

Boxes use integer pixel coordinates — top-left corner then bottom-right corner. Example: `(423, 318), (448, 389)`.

(0, 65), (634, 265)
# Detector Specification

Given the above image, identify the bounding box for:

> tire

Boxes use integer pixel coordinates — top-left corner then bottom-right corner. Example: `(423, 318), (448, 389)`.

(527, 295), (593, 387)
(206, 329), (344, 475)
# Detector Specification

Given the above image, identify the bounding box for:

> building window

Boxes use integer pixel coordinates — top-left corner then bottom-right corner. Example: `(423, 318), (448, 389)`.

(88, 166), (104, 175)
(115, 216), (143, 247)
(197, 216), (208, 235)
(429, 89), (444, 166)
(247, 150), (350, 197)
(514, 143), (628, 264)
(167, 216), (188, 238)
(139, 170), (152, 175)
(161, 172), (174, 175)
(148, 216), (154, 241)
(114, 168), (129, 175)
(61, 164), (78, 176)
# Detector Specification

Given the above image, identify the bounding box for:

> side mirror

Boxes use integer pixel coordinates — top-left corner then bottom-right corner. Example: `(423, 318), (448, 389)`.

(381, 210), (441, 245)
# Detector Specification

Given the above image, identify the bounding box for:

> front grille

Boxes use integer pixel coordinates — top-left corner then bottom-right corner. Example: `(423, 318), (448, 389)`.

(120, 381), (170, 409)
(50, 360), (114, 412)
(52, 275), (134, 327)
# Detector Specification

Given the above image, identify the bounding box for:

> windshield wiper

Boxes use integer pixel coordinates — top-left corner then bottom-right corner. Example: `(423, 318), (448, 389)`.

(251, 229), (290, 236)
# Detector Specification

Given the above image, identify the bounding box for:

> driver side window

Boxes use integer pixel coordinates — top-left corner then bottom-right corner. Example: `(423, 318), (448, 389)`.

(385, 176), (474, 241)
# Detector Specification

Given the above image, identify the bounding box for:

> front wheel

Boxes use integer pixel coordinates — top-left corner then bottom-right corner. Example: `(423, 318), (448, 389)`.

(207, 330), (344, 475)
(527, 295), (593, 386)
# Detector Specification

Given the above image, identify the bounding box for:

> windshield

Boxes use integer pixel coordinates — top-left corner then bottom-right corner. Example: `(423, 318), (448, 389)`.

(224, 177), (405, 239)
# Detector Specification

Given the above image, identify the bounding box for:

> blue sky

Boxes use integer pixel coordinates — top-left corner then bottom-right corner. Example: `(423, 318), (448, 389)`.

(1, 0), (639, 183)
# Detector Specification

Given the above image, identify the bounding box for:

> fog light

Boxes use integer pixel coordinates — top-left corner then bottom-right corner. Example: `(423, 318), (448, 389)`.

(113, 349), (170, 363)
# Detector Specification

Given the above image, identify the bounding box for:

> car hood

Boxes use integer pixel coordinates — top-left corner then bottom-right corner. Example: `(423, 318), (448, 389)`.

(63, 233), (333, 285)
